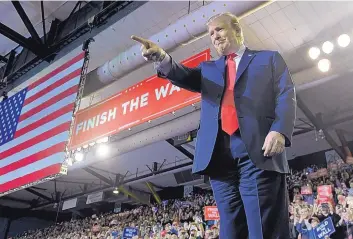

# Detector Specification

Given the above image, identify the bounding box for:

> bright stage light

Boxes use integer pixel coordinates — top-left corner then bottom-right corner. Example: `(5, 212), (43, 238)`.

(75, 152), (84, 162)
(308, 47), (320, 60)
(96, 144), (110, 158)
(113, 187), (119, 194)
(322, 41), (334, 54)
(318, 59), (331, 72)
(337, 34), (350, 47)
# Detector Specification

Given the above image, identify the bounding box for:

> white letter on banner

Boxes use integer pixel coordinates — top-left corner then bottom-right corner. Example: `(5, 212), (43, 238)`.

(95, 114), (100, 127)
(130, 97), (139, 112)
(155, 83), (170, 100)
(122, 102), (129, 115)
(100, 112), (107, 124)
(169, 85), (181, 95)
(108, 107), (117, 121)
(140, 93), (149, 107)
(82, 120), (87, 132)
(87, 117), (96, 131)
(76, 122), (83, 135)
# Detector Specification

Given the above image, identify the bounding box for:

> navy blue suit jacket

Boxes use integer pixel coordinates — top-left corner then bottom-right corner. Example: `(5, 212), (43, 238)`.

(158, 48), (296, 174)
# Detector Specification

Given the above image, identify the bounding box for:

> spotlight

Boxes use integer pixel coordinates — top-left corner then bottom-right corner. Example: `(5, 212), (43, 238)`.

(337, 34), (350, 47)
(318, 59), (331, 72)
(308, 47), (320, 60)
(96, 144), (110, 158)
(75, 152), (84, 162)
(113, 187), (119, 194)
(322, 41), (334, 54)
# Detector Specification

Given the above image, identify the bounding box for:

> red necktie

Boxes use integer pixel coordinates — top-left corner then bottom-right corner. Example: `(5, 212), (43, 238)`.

(221, 53), (239, 135)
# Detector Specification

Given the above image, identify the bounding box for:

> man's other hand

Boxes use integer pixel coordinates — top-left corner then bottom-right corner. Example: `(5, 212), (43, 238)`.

(131, 35), (166, 62)
(262, 131), (285, 157)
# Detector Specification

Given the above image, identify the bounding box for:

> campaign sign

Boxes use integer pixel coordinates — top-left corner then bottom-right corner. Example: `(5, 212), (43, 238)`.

(301, 186), (313, 195)
(313, 217), (335, 239)
(204, 206), (220, 221)
(317, 185), (333, 197)
(123, 227), (139, 238)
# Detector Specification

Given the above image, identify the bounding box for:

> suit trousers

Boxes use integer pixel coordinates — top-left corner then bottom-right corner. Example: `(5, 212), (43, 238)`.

(209, 130), (290, 239)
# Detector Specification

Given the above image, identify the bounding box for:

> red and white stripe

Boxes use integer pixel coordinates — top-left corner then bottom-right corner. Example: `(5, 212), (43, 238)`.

(0, 52), (85, 193)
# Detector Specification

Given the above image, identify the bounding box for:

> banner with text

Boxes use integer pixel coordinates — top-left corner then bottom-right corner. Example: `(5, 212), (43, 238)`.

(123, 227), (139, 238)
(204, 206), (220, 221)
(86, 191), (103, 204)
(69, 49), (209, 149)
(313, 217), (335, 239)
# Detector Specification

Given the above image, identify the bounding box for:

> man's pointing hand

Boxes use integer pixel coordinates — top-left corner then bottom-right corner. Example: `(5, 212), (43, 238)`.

(131, 35), (166, 62)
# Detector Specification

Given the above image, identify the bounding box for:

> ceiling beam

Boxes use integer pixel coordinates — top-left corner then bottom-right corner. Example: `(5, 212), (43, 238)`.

(83, 167), (114, 185)
(25, 188), (52, 202)
(1, 195), (32, 205)
(166, 139), (194, 160)
(0, 22), (43, 56)
(12, 1), (42, 45)
(297, 96), (345, 160)
(0, 55), (8, 63)
(40, 1), (47, 45)
(2, 50), (16, 79)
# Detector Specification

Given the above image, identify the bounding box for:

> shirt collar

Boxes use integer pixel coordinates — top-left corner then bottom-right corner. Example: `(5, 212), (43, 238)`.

(235, 44), (246, 58)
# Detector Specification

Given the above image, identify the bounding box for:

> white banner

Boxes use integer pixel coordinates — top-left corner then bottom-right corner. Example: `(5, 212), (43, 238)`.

(325, 150), (344, 165)
(184, 185), (193, 197)
(62, 198), (77, 210)
(86, 191), (103, 204)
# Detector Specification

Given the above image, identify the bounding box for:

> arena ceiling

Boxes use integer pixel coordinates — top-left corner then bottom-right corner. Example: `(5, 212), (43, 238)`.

(2, 1), (353, 210)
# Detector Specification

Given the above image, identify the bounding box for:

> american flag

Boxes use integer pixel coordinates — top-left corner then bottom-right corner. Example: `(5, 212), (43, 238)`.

(0, 52), (85, 195)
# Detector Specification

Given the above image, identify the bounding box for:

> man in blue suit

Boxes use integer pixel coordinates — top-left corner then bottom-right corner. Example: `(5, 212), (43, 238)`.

(132, 12), (296, 239)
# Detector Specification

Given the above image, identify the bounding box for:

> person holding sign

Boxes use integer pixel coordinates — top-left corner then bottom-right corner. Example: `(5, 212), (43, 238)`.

(132, 12), (296, 239)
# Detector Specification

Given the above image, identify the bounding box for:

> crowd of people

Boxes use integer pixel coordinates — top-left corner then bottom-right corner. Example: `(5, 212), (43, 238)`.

(10, 193), (219, 239)
(10, 161), (353, 239)
(288, 162), (353, 239)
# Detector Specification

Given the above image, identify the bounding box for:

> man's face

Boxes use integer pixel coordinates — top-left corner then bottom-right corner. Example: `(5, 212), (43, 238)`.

(208, 16), (242, 56)
(311, 220), (319, 228)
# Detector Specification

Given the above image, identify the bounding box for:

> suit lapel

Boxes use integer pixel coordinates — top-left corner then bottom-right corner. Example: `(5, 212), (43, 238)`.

(236, 48), (255, 83)
(214, 48), (256, 85)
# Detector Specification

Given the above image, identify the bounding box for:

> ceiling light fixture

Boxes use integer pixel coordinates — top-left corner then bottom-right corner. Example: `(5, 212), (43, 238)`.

(113, 187), (119, 194)
(96, 144), (110, 158)
(75, 152), (84, 162)
(308, 47), (320, 60)
(318, 59), (331, 72)
(337, 34), (350, 47)
(322, 41), (334, 54)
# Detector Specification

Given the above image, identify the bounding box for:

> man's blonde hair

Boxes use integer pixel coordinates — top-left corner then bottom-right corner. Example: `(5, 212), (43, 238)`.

(206, 12), (244, 42)
(206, 12), (240, 27)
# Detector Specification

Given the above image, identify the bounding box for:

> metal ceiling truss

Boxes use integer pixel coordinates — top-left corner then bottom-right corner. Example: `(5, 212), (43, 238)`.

(12, 1), (43, 46)
(83, 167), (151, 205)
(0, 1), (137, 92)
(25, 188), (52, 202)
(296, 96), (346, 160)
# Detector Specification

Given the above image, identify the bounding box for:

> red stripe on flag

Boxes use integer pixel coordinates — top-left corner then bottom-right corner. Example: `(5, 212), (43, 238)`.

(28, 52), (84, 91)
(15, 103), (75, 138)
(0, 164), (62, 193)
(24, 69), (81, 105)
(19, 85), (78, 122)
(0, 122), (71, 159)
(0, 142), (66, 175)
